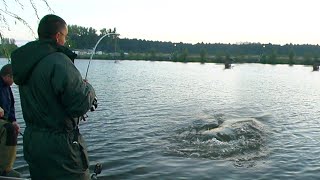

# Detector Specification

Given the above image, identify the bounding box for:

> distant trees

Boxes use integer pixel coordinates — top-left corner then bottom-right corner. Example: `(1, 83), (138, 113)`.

(288, 48), (295, 65)
(0, 38), (17, 57)
(63, 25), (320, 65)
(268, 49), (277, 64)
(66, 25), (120, 54)
(148, 48), (157, 60)
(66, 25), (99, 49)
(200, 48), (208, 63)
(3, 20), (320, 65)
(180, 48), (189, 62)
(172, 51), (178, 62)
(260, 54), (267, 64)
(303, 52), (313, 65)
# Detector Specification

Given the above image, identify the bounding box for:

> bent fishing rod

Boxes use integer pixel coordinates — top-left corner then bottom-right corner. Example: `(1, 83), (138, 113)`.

(85, 32), (120, 80)
(81, 32), (119, 122)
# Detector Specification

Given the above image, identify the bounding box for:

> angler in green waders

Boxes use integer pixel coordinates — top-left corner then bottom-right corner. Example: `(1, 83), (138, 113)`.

(11, 14), (97, 180)
(0, 64), (21, 178)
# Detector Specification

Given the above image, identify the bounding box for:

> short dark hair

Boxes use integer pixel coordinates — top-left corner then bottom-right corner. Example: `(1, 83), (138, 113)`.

(38, 14), (67, 40)
(0, 64), (12, 77)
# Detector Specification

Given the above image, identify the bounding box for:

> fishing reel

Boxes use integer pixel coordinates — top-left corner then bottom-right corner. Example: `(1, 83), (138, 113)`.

(79, 97), (98, 121)
(91, 163), (102, 180)
(90, 97), (98, 111)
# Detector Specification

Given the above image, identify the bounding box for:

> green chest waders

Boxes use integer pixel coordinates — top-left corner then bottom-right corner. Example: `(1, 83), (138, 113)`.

(0, 119), (17, 175)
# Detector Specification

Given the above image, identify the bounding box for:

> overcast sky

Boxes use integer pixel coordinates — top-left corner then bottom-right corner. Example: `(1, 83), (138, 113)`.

(2, 0), (320, 45)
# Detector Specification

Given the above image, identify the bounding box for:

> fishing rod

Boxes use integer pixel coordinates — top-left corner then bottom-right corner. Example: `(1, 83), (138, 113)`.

(82, 33), (119, 179)
(81, 32), (119, 122)
(85, 32), (120, 80)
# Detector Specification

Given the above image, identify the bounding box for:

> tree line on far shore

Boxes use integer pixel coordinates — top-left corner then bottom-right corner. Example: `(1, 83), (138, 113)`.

(1, 24), (320, 65)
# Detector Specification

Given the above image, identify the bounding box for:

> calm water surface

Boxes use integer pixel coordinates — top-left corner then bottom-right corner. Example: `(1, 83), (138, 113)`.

(1, 58), (320, 179)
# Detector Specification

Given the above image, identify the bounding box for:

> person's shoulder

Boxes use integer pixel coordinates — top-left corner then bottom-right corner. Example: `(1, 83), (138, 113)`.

(47, 51), (69, 60)
(45, 52), (72, 65)
(35, 52), (73, 74)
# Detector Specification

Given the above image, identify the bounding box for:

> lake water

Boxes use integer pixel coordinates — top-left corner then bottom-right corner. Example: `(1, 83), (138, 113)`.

(1, 58), (320, 179)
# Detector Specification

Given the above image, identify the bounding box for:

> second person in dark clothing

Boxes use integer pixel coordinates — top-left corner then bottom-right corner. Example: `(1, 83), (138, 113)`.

(0, 64), (21, 177)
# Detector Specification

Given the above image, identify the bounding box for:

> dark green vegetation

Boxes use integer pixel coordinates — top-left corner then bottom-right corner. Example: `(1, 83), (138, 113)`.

(0, 38), (18, 58)
(2, 24), (320, 66)
(65, 25), (320, 65)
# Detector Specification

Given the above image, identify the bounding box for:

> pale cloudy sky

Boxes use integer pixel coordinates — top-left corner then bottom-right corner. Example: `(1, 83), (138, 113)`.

(2, 0), (320, 45)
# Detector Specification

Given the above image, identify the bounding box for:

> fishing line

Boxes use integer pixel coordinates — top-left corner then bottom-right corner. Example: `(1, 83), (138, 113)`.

(82, 32), (119, 124)
(85, 32), (119, 80)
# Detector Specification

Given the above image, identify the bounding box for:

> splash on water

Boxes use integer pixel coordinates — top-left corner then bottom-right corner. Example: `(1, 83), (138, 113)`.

(167, 114), (269, 167)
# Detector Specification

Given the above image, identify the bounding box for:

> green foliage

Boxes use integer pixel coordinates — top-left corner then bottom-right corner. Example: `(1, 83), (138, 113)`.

(288, 48), (295, 65)
(268, 49), (277, 64)
(313, 54), (319, 63)
(65, 25), (320, 66)
(149, 48), (157, 60)
(120, 50), (125, 60)
(214, 51), (225, 63)
(172, 51), (178, 62)
(200, 48), (207, 63)
(225, 53), (231, 63)
(0, 38), (18, 59)
(260, 54), (267, 64)
(303, 52), (313, 65)
(66, 25), (120, 56)
(179, 48), (188, 62)
(66, 25), (99, 49)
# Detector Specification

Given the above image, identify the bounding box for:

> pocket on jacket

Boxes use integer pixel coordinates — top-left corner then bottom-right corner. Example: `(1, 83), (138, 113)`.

(66, 132), (89, 170)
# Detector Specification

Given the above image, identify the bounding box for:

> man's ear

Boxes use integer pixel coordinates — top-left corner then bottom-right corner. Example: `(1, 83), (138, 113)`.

(55, 32), (60, 42)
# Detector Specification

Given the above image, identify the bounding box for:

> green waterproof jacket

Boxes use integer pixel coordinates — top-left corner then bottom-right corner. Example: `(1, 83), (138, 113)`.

(11, 39), (96, 180)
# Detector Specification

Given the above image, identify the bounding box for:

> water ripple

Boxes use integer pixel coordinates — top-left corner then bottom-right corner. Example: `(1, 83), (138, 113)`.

(2, 59), (320, 179)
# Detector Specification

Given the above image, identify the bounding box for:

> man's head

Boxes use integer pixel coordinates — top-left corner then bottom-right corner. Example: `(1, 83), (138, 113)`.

(38, 14), (68, 45)
(0, 64), (13, 86)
